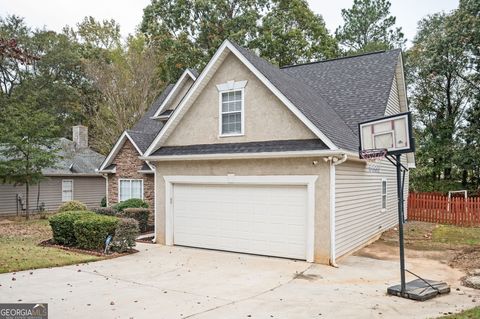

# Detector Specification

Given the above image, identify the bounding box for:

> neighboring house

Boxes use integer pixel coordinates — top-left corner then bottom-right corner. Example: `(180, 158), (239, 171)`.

(97, 69), (198, 208)
(103, 40), (414, 264)
(0, 125), (106, 215)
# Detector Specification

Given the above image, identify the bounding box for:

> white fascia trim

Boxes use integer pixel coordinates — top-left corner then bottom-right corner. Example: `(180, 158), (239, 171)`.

(163, 175), (317, 262)
(152, 69), (197, 118)
(143, 149), (358, 162)
(144, 39), (337, 156)
(44, 173), (104, 177)
(99, 131), (143, 171)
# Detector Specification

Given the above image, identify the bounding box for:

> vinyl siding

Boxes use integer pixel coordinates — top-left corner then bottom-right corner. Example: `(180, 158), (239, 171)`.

(335, 72), (410, 258)
(0, 176), (105, 215)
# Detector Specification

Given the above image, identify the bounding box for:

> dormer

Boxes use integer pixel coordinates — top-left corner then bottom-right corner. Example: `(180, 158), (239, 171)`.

(151, 69), (197, 121)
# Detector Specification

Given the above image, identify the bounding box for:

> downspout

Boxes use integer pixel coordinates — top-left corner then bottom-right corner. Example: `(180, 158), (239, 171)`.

(328, 153), (347, 267)
(146, 160), (157, 243)
(101, 174), (108, 206)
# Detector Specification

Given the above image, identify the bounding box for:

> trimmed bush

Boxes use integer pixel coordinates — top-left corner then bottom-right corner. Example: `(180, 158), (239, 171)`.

(114, 198), (148, 212)
(49, 211), (95, 245)
(73, 214), (119, 250)
(120, 208), (150, 233)
(58, 200), (88, 213)
(100, 196), (107, 207)
(112, 218), (139, 252)
(93, 207), (117, 216)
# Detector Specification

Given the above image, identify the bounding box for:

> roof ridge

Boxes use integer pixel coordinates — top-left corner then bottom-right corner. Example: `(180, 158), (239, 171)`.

(280, 48), (401, 69)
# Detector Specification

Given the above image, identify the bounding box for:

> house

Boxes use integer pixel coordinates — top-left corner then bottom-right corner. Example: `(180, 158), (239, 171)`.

(97, 69), (198, 208)
(0, 125), (106, 215)
(103, 40), (414, 264)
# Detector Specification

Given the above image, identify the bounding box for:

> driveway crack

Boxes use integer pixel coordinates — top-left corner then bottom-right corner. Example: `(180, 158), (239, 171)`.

(67, 267), (232, 302)
(183, 264), (313, 319)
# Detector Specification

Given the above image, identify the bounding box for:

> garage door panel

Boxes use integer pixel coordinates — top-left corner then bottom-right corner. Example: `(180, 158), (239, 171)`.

(172, 183), (308, 260)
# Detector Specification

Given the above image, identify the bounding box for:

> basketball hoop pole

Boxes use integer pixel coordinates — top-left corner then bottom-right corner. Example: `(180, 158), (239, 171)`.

(395, 154), (406, 295)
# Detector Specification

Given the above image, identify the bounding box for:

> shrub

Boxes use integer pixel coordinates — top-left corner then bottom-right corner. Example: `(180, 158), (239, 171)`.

(114, 198), (148, 212)
(73, 214), (119, 250)
(112, 218), (139, 252)
(120, 208), (150, 233)
(100, 196), (107, 207)
(49, 211), (95, 245)
(93, 207), (117, 216)
(58, 200), (88, 213)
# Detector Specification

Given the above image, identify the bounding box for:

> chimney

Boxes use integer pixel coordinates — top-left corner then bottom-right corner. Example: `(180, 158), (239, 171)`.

(72, 125), (88, 149)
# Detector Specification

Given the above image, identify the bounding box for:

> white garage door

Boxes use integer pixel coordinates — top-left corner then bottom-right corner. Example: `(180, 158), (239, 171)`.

(172, 183), (308, 260)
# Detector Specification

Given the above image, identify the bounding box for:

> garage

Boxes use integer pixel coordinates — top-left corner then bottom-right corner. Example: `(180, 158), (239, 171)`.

(165, 176), (317, 261)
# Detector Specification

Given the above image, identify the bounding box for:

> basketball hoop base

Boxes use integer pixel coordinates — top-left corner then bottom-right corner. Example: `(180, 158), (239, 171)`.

(387, 279), (450, 301)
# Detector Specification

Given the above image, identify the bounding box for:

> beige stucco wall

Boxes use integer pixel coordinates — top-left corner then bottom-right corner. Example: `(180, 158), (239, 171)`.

(164, 53), (316, 146)
(166, 77), (194, 111)
(153, 157), (332, 264)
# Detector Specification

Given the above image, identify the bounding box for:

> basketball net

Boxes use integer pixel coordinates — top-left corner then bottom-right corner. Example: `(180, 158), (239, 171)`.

(360, 149), (387, 173)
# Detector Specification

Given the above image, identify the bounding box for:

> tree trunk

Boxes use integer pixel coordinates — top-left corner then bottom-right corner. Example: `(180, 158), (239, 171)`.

(25, 182), (30, 220)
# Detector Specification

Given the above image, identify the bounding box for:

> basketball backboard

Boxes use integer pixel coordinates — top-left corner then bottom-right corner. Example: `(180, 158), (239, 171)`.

(359, 112), (415, 156)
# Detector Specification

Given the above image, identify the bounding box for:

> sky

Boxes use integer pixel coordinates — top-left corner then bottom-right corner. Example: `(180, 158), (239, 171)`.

(0, 0), (459, 46)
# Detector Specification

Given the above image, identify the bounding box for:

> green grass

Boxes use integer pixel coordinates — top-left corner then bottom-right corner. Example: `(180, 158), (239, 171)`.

(437, 307), (480, 318)
(432, 225), (480, 246)
(0, 217), (102, 273)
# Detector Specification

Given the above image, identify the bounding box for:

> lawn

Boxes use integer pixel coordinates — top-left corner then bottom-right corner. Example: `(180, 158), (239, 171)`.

(380, 221), (480, 251)
(0, 217), (102, 273)
(437, 307), (480, 319)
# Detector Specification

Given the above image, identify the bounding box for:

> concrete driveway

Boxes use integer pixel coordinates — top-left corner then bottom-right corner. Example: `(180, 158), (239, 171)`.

(1, 243), (478, 319)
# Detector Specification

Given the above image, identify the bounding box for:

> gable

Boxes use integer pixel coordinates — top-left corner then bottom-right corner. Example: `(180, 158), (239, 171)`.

(163, 53), (317, 147)
(166, 77), (194, 111)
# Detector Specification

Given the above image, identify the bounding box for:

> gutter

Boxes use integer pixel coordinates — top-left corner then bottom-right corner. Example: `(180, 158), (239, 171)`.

(141, 149), (361, 162)
(327, 153), (348, 267)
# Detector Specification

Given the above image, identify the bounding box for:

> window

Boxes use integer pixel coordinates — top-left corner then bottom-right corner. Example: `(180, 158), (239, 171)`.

(220, 90), (244, 135)
(119, 179), (143, 202)
(62, 180), (73, 202)
(381, 178), (387, 211)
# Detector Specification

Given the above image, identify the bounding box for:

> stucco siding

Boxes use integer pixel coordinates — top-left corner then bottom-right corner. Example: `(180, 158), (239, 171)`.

(166, 78), (194, 111)
(0, 176), (105, 215)
(153, 157), (332, 264)
(164, 53), (316, 146)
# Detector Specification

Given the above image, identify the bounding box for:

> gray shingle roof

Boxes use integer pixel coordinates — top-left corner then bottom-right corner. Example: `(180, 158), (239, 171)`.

(228, 42), (400, 152)
(282, 50), (401, 134)
(151, 139), (328, 156)
(128, 84), (175, 153)
(42, 138), (105, 175)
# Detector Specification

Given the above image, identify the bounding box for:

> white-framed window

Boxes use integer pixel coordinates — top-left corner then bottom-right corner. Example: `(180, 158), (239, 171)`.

(381, 178), (387, 211)
(119, 179), (143, 202)
(216, 80), (247, 137)
(62, 179), (74, 202)
(219, 89), (244, 136)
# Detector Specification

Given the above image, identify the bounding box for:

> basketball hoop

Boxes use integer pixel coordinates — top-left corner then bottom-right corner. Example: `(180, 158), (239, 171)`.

(360, 148), (387, 173)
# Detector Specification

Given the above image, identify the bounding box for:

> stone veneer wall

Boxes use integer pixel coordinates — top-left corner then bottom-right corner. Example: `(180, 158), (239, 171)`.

(107, 140), (154, 209)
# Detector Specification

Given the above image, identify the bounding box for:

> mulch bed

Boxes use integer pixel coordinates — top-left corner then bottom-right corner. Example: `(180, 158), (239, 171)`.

(39, 239), (138, 258)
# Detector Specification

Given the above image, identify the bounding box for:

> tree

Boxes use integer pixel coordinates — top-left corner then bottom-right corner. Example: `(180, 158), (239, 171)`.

(0, 103), (59, 219)
(335, 0), (405, 54)
(141, 0), (268, 81)
(407, 13), (472, 192)
(84, 34), (164, 154)
(253, 0), (338, 67)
